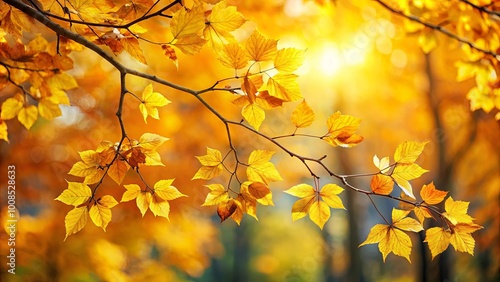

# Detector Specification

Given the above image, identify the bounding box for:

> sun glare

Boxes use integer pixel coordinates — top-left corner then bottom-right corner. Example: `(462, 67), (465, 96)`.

(317, 44), (343, 76)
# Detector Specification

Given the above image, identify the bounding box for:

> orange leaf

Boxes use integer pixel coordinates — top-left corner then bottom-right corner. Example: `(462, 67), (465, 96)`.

(370, 174), (394, 195)
(420, 182), (448, 205)
(217, 199), (237, 222)
(244, 30), (277, 62)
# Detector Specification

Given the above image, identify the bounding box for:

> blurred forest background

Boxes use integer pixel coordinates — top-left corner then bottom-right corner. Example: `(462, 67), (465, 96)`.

(1, 0), (499, 281)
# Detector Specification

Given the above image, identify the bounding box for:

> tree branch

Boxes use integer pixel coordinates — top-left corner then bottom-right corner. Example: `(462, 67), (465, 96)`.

(374, 0), (500, 59)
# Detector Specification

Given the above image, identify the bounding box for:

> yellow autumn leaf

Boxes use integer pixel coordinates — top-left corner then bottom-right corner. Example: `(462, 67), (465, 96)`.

(246, 150), (283, 184)
(121, 184), (141, 202)
(38, 97), (62, 120)
(443, 197), (474, 224)
(138, 132), (169, 150)
(89, 195), (118, 231)
(284, 184), (316, 198)
(170, 5), (204, 39)
(394, 141), (428, 164)
(139, 84), (171, 124)
(149, 196), (171, 219)
(64, 206), (88, 241)
(153, 179), (186, 200)
(370, 174), (394, 195)
(424, 227), (452, 260)
(162, 44), (178, 69)
(203, 1), (246, 48)
(324, 111), (364, 147)
(68, 161), (98, 178)
(245, 30), (277, 62)
(392, 163), (429, 198)
(136, 191), (152, 216)
(122, 37), (147, 64)
(450, 223), (483, 255)
(47, 73), (78, 105)
(17, 105), (38, 130)
(291, 99), (315, 128)
(193, 147), (224, 180)
(1, 94), (24, 120)
(0, 120), (8, 143)
(309, 200), (330, 229)
(218, 43), (248, 69)
(173, 35), (207, 55)
(202, 184), (229, 206)
(55, 181), (92, 206)
(263, 73), (302, 102)
(291, 195), (315, 222)
(359, 208), (421, 262)
(320, 184), (345, 209)
(241, 103), (265, 130)
(274, 48), (305, 73)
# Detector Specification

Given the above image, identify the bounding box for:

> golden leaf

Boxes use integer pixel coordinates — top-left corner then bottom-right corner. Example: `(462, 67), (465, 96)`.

(370, 174), (394, 195)
(420, 182), (448, 205)
(121, 184), (141, 202)
(241, 103), (265, 130)
(320, 184), (345, 209)
(291, 99), (315, 128)
(64, 206), (88, 241)
(274, 47), (305, 73)
(202, 184), (229, 206)
(55, 181), (92, 206)
(246, 150), (282, 184)
(218, 43), (248, 69)
(244, 30), (277, 62)
(1, 94), (24, 120)
(263, 73), (302, 102)
(153, 179), (186, 200)
(139, 84), (171, 124)
(309, 200), (330, 229)
(394, 141), (428, 164)
(170, 5), (204, 39)
(17, 105), (38, 130)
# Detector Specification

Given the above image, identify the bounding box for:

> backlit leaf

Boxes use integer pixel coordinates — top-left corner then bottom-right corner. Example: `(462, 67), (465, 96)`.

(425, 227), (452, 260)
(17, 105), (38, 130)
(1, 94), (24, 120)
(274, 48), (305, 73)
(309, 200), (330, 229)
(173, 35), (207, 55)
(392, 163), (429, 198)
(202, 184), (229, 206)
(443, 197), (474, 224)
(64, 206), (88, 241)
(218, 43), (248, 69)
(320, 184), (345, 209)
(193, 147), (224, 180)
(394, 141), (428, 164)
(324, 111), (363, 147)
(153, 179), (186, 200)
(373, 155), (391, 173)
(420, 182), (448, 205)
(107, 160), (130, 185)
(241, 103), (265, 130)
(122, 37), (147, 64)
(246, 150), (282, 184)
(121, 184), (141, 202)
(55, 181), (92, 206)
(204, 1), (246, 48)
(138, 132), (169, 150)
(136, 191), (152, 216)
(291, 99), (315, 128)
(149, 196), (171, 219)
(263, 73), (302, 102)
(38, 97), (62, 120)
(170, 5), (204, 39)
(89, 199), (114, 231)
(370, 174), (394, 195)
(244, 30), (277, 62)
(284, 184), (316, 198)
(139, 84), (171, 124)
(291, 195), (315, 221)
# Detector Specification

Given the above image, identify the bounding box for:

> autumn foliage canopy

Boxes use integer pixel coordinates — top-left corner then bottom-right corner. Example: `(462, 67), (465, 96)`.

(0, 0), (498, 277)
